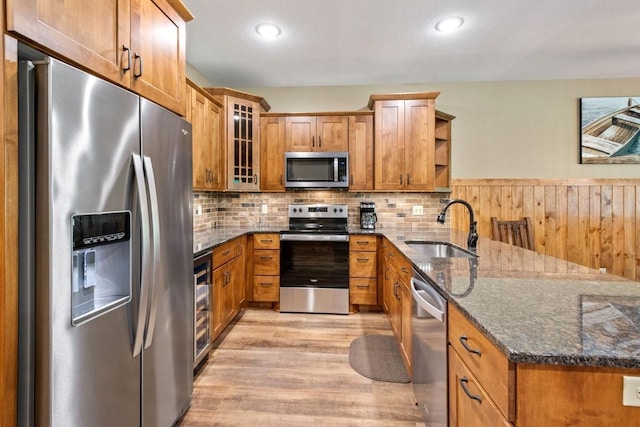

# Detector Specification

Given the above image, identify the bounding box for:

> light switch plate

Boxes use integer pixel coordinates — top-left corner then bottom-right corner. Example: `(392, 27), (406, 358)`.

(623, 376), (640, 407)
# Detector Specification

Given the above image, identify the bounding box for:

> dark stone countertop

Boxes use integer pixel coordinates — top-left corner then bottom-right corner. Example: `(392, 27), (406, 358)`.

(193, 226), (640, 369)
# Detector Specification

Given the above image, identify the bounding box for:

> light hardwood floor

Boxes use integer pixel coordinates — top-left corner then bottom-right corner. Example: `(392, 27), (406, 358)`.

(177, 308), (425, 426)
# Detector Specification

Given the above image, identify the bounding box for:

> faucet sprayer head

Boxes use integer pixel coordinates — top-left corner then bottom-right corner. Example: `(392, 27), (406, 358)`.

(436, 212), (446, 224)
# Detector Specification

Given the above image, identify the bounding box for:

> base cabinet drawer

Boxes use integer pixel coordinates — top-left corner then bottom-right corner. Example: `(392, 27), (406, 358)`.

(349, 252), (376, 277)
(349, 278), (377, 304)
(253, 250), (280, 275)
(448, 305), (513, 419)
(448, 349), (512, 427)
(253, 276), (280, 302)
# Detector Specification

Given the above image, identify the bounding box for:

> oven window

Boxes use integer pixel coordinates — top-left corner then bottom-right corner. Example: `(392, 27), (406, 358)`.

(280, 240), (349, 288)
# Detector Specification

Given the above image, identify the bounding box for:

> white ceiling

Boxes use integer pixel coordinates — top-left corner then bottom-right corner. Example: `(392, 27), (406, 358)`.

(183, 0), (640, 88)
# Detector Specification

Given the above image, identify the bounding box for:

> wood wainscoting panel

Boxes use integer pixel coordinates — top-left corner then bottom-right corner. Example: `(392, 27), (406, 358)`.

(451, 179), (640, 281)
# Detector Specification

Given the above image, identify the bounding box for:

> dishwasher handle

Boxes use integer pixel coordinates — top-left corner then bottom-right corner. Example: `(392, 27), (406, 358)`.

(410, 277), (446, 322)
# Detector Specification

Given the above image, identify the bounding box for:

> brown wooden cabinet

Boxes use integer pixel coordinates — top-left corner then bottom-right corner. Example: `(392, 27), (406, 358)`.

(349, 235), (377, 307)
(186, 80), (224, 190)
(348, 114), (374, 191)
(435, 110), (455, 190)
(205, 88), (270, 191)
(285, 115), (349, 152)
(251, 234), (280, 303)
(212, 236), (246, 341)
(260, 115), (286, 191)
(369, 93), (442, 191)
(7, 0), (192, 115)
(379, 238), (412, 375)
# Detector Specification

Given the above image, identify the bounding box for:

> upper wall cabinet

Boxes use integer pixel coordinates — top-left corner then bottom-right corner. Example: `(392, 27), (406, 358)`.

(6, 0), (192, 116)
(186, 80), (225, 190)
(369, 93), (443, 191)
(260, 115), (286, 192)
(206, 88), (271, 191)
(348, 113), (374, 191)
(285, 115), (349, 152)
(434, 110), (456, 190)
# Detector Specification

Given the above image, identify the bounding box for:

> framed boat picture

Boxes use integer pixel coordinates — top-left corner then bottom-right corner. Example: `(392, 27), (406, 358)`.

(580, 96), (640, 164)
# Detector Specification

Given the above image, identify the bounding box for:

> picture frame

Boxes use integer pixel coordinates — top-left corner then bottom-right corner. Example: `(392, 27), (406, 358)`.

(580, 96), (640, 164)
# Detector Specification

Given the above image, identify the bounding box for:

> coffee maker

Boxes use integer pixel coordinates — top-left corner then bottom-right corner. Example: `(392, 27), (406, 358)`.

(359, 201), (377, 229)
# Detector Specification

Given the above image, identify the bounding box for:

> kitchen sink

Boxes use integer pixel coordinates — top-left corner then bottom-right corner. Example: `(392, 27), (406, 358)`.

(404, 241), (477, 258)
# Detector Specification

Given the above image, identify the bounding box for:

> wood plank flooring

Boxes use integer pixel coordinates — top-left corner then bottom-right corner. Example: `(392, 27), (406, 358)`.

(177, 308), (425, 426)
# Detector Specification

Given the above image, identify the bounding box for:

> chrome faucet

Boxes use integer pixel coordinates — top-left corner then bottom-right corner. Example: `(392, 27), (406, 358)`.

(436, 199), (478, 250)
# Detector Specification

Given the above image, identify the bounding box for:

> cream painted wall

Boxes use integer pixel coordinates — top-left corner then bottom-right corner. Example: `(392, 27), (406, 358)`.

(186, 63), (640, 179)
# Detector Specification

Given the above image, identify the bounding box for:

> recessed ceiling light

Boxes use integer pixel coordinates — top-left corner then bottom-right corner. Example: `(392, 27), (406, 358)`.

(435, 16), (464, 33)
(256, 23), (281, 39)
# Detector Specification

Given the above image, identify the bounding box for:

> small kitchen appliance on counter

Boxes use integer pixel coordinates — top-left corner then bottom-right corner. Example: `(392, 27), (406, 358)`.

(359, 201), (377, 229)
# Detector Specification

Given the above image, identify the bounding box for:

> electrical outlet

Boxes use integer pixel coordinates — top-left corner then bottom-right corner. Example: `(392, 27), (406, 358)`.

(412, 205), (424, 216)
(262, 203), (268, 214)
(599, 267), (607, 273)
(194, 205), (202, 216)
(623, 376), (640, 407)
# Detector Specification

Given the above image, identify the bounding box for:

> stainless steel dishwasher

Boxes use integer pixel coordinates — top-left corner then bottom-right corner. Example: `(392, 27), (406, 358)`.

(411, 269), (448, 426)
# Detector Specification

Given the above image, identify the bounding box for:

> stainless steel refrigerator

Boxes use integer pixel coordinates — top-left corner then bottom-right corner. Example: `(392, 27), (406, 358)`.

(18, 52), (193, 426)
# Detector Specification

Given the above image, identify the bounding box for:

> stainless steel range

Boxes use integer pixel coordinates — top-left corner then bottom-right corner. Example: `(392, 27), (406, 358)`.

(279, 204), (350, 314)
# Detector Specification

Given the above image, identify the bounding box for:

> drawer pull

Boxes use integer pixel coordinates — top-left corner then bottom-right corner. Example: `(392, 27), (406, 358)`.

(259, 282), (273, 287)
(401, 267), (409, 273)
(357, 258), (369, 263)
(260, 256), (273, 261)
(459, 335), (482, 356)
(260, 239), (273, 244)
(460, 377), (482, 403)
(356, 241), (370, 245)
(356, 284), (370, 289)
(222, 250), (231, 256)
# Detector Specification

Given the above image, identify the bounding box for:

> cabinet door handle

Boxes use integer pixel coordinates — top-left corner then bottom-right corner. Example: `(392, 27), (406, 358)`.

(133, 53), (143, 78)
(280, 174), (283, 185)
(260, 256), (272, 261)
(122, 45), (132, 72)
(460, 377), (482, 403)
(399, 174), (403, 185)
(254, 174), (258, 186)
(350, 174), (354, 185)
(393, 283), (399, 299)
(459, 335), (482, 356)
(318, 136), (322, 147)
(407, 173), (411, 185)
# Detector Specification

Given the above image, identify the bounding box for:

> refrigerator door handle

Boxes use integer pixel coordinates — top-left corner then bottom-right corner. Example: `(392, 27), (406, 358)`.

(132, 154), (153, 357)
(143, 155), (161, 349)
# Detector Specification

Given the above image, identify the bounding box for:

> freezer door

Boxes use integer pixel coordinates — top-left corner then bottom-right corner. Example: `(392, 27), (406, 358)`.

(140, 98), (193, 427)
(33, 58), (141, 426)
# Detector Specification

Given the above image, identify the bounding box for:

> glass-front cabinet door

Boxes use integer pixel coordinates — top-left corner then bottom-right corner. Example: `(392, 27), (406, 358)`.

(227, 96), (260, 190)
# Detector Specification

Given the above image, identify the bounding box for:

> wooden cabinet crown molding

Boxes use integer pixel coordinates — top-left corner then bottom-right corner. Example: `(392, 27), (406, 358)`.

(261, 111), (373, 117)
(367, 91), (440, 110)
(204, 87), (271, 112)
(165, 0), (194, 21)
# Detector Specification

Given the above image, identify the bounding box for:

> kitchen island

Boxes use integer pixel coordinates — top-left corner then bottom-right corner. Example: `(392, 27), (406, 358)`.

(194, 226), (640, 426)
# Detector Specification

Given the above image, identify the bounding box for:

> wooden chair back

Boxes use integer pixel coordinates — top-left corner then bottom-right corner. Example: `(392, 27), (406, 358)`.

(490, 217), (535, 251)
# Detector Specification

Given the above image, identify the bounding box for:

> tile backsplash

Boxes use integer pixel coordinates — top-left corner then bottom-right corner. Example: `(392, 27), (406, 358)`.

(193, 190), (451, 232)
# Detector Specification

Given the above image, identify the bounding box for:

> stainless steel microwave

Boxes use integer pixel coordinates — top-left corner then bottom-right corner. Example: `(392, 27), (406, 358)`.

(284, 151), (349, 189)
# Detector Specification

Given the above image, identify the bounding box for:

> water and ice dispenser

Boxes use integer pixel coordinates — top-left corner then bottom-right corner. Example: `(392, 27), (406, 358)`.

(71, 212), (132, 325)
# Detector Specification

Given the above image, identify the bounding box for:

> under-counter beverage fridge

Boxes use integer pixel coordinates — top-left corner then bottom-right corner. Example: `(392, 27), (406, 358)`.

(18, 49), (193, 426)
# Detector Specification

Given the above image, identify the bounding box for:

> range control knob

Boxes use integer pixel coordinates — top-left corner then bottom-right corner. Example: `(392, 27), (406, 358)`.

(339, 208), (343, 213)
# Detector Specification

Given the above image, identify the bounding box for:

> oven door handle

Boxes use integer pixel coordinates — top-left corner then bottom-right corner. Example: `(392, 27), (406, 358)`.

(280, 234), (349, 242)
